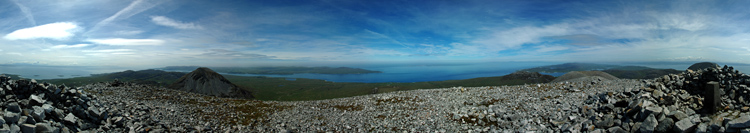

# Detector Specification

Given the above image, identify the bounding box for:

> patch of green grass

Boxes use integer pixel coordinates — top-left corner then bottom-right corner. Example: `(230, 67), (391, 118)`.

(162, 66), (382, 75)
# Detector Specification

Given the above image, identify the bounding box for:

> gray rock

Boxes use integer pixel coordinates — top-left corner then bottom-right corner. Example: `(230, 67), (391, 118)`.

(31, 106), (45, 122)
(34, 123), (52, 133)
(19, 116), (36, 125)
(655, 117), (674, 132)
(607, 126), (627, 133)
(674, 118), (696, 133)
(5, 103), (21, 113)
(669, 111), (688, 120)
(684, 109), (695, 116)
(30, 94), (45, 105)
(0, 124), (9, 133)
(696, 123), (708, 133)
(595, 114), (615, 128)
(87, 107), (101, 120)
(112, 117), (125, 127)
(639, 114), (657, 133)
(3, 112), (19, 124)
(20, 124), (34, 133)
(63, 113), (77, 125)
(41, 104), (54, 114)
(642, 106), (663, 119)
(631, 122), (642, 133)
(10, 124), (19, 133)
(728, 115), (750, 128)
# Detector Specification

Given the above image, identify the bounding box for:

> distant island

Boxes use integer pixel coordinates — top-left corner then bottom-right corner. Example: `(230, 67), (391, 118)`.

(519, 63), (682, 79)
(160, 66), (382, 75)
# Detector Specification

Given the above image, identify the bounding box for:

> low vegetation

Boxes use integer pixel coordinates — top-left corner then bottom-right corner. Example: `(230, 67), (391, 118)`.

(521, 63), (682, 79)
(161, 66), (382, 75)
(40, 70), (554, 101)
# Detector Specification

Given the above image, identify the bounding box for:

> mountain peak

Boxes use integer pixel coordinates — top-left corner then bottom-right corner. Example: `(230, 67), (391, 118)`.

(168, 67), (254, 99)
(687, 62), (719, 71)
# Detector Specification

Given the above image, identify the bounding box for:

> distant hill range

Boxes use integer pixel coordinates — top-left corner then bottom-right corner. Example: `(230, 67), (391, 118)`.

(40, 67), (557, 101)
(161, 66), (382, 75)
(520, 63), (682, 79)
(169, 67), (254, 99)
(43, 69), (185, 87)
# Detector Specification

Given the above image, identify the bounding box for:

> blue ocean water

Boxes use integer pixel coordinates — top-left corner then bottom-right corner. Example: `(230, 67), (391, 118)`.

(0, 65), (133, 79)
(224, 62), (559, 83)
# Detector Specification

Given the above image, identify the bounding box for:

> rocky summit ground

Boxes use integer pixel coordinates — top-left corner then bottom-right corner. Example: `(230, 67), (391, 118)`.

(1, 65), (750, 132)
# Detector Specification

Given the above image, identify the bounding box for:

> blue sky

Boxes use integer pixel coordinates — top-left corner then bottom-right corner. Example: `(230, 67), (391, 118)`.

(1, 0), (750, 67)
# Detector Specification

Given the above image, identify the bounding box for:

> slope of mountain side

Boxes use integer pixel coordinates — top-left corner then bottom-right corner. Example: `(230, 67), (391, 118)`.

(522, 63), (682, 79)
(520, 63), (622, 73)
(500, 71), (556, 83)
(602, 68), (682, 79)
(551, 71), (619, 82)
(687, 62), (719, 70)
(42, 69), (185, 87)
(169, 67), (254, 99)
(162, 66), (382, 75)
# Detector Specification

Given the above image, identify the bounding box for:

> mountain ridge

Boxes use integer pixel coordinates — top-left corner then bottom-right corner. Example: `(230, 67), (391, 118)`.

(520, 62), (682, 79)
(169, 67), (254, 99)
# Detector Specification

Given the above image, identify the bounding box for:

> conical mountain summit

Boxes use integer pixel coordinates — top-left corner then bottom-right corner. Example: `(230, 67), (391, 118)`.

(169, 67), (254, 99)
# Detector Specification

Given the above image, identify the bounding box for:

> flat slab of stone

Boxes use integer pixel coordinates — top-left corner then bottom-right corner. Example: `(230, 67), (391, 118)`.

(728, 115), (750, 128)
(674, 119), (696, 133)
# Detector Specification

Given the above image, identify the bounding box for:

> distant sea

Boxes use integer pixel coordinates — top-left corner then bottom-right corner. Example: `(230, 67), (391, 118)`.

(3, 62), (750, 83)
(0, 65), (132, 80)
(224, 62), (562, 83)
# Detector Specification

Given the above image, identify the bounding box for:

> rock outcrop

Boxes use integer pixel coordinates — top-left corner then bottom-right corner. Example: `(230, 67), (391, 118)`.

(502, 71), (556, 83)
(582, 64), (750, 132)
(0, 75), (124, 132)
(169, 67), (254, 99)
(687, 62), (719, 71)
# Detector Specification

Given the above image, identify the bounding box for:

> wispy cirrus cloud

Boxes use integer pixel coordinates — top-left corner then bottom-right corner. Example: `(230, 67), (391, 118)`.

(51, 44), (90, 49)
(86, 38), (164, 46)
(82, 49), (133, 53)
(10, 0), (35, 26)
(87, 0), (164, 34)
(199, 49), (275, 59)
(3, 22), (79, 40)
(150, 16), (203, 29)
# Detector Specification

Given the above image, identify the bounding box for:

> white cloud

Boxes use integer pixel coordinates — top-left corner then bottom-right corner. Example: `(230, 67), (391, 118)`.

(447, 43), (486, 56)
(535, 45), (569, 53)
(82, 49), (133, 53)
(114, 30), (144, 35)
(87, 38), (164, 45)
(3, 22), (79, 40)
(89, 0), (164, 34)
(11, 0), (35, 25)
(7, 52), (22, 56)
(51, 44), (90, 49)
(150, 16), (203, 29)
(654, 13), (708, 31)
(472, 24), (570, 52)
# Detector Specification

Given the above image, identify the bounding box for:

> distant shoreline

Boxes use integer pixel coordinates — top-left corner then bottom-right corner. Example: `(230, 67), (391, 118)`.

(159, 66), (382, 75)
